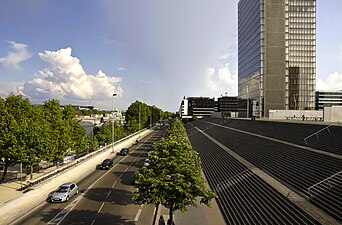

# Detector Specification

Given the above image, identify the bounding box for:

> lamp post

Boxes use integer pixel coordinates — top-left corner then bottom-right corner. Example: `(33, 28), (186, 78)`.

(246, 83), (249, 119)
(112, 93), (117, 153)
(294, 93), (298, 110)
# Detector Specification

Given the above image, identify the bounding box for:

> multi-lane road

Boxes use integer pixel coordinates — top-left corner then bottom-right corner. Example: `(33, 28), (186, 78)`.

(12, 129), (164, 225)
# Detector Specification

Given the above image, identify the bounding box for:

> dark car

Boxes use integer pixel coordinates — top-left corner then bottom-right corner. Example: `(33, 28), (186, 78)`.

(50, 182), (78, 202)
(99, 159), (113, 169)
(118, 148), (129, 156)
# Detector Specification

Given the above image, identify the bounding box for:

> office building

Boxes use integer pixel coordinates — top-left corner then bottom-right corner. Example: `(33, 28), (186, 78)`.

(179, 97), (216, 119)
(238, 0), (316, 117)
(315, 90), (342, 110)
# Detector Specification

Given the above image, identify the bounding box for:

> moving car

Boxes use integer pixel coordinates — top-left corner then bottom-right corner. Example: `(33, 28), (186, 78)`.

(99, 159), (113, 169)
(144, 158), (150, 167)
(50, 182), (78, 202)
(118, 148), (129, 156)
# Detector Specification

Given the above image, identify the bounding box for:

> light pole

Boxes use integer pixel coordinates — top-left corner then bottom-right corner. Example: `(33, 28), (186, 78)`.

(112, 93), (117, 153)
(246, 83), (249, 119)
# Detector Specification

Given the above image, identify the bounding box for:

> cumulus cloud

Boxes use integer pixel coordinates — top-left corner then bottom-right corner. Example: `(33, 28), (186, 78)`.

(23, 47), (123, 101)
(0, 41), (31, 69)
(0, 80), (24, 97)
(206, 63), (238, 96)
(317, 72), (342, 91)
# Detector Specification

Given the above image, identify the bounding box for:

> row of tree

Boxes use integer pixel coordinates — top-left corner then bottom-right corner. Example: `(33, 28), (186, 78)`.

(133, 117), (217, 223)
(86, 100), (174, 150)
(0, 95), (88, 182)
(0, 95), (174, 182)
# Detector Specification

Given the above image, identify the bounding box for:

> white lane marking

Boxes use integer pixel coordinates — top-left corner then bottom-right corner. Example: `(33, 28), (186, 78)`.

(98, 202), (105, 213)
(91, 219), (95, 225)
(106, 190), (112, 199)
(48, 163), (117, 224)
(112, 181), (117, 188)
(134, 204), (144, 222)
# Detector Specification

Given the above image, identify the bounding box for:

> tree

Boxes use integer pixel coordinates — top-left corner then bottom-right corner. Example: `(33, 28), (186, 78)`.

(133, 118), (217, 223)
(42, 100), (73, 165)
(0, 96), (21, 182)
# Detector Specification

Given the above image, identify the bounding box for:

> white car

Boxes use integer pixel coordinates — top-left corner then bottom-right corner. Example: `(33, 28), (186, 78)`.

(144, 158), (150, 167)
(50, 182), (78, 202)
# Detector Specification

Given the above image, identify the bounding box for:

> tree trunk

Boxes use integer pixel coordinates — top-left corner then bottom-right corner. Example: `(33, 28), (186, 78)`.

(168, 204), (174, 225)
(1, 164), (9, 183)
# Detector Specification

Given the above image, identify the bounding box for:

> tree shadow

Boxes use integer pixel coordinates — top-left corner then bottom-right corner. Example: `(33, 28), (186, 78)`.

(82, 187), (136, 206)
(112, 171), (136, 186)
(39, 208), (135, 225)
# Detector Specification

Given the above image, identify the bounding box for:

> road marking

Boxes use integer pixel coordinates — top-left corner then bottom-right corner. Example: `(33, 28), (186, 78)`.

(48, 165), (114, 224)
(90, 219), (95, 225)
(112, 181), (117, 188)
(106, 190), (112, 199)
(134, 205), (144, 222)
(98, 202), (105, 213)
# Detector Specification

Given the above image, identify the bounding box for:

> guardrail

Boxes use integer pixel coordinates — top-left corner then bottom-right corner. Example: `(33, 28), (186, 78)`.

(303, 125), (332, 145)
(307, 170), (342, 198)
(28, 129), (147, 187)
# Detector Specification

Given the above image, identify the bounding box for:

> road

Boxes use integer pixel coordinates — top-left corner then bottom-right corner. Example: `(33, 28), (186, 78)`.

(12, 129), (164, 225)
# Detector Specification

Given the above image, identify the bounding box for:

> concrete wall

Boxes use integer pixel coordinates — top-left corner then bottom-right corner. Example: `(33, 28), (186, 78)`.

(269, 109), (323, 121)
(324, 106), (342, 123)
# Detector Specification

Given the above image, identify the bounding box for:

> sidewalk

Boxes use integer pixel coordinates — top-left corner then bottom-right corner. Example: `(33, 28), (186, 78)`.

(156, 198), (226, 225)
(0, 165), (59, 205)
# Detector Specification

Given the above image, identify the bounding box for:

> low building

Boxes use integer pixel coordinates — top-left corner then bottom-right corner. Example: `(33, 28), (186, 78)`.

(315, 90), (342, 110)
(179, 97), (216, 119)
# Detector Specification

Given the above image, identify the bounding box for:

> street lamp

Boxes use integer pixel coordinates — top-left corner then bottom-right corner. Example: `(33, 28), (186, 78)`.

(112, 93), (117, 153)
(246, 83), (249, 119)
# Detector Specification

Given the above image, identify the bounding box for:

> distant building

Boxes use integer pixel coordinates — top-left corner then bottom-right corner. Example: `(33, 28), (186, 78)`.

(179, 97), (216, 119)
(238, 0), (316, 117)
(315, 90), (342, 110)
(179, 96), (251, 119)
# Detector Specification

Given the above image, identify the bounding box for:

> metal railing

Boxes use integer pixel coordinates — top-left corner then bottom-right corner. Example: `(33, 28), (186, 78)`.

(303, 125), (332, 145)
(307, 170), (342, 198)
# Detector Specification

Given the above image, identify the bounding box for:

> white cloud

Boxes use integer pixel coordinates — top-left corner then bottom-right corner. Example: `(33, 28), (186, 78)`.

(117, 67), (125, 71)
(23, 47), (123, 101)
(0, 41), (31, 69)
(206, 63), (238, 96)
(0, 80), (24, 97)
(317, 72), (342, 91)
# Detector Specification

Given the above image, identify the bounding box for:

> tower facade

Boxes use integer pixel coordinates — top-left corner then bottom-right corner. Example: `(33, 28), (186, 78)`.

(238, 0), (316, 117)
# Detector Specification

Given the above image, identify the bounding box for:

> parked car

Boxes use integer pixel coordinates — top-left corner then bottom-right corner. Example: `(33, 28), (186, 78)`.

(118, 148), (129, 156)
(99, 159), (113, 169)
(50, 182), (78, 202)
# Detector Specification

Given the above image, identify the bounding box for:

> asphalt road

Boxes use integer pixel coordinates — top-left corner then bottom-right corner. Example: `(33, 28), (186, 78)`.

(12, 129), (164, 225)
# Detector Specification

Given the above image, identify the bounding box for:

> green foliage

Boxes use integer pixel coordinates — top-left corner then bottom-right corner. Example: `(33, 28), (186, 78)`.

(0, 94), (174, 182)
(133, 117), (217, 221)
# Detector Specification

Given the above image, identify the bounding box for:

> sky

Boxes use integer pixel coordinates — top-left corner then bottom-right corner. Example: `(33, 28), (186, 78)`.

(1, 0), (342, 112)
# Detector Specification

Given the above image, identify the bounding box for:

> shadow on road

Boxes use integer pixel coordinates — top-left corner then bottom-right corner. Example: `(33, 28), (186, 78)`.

(38, 208), (135, 225)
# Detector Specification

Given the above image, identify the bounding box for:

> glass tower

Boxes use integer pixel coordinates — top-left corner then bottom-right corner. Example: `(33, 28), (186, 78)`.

(238, 0), (316, 117)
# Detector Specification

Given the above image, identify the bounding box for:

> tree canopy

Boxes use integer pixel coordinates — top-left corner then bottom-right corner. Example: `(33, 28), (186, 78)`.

(133, 117), (217, 223)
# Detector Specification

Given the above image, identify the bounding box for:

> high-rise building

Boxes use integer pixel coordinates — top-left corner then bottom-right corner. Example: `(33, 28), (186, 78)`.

(238, 0), (316, 117)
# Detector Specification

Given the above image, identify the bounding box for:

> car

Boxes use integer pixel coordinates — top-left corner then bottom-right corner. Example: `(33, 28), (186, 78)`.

(118, 148), (129, 156)
(144, 158), (150, 167)
(50, 182), (78, 203)
(99, 159), (113, 169)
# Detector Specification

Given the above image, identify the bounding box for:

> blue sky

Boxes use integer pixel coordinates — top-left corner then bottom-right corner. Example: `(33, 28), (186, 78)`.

(1, 0), (342, 112)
